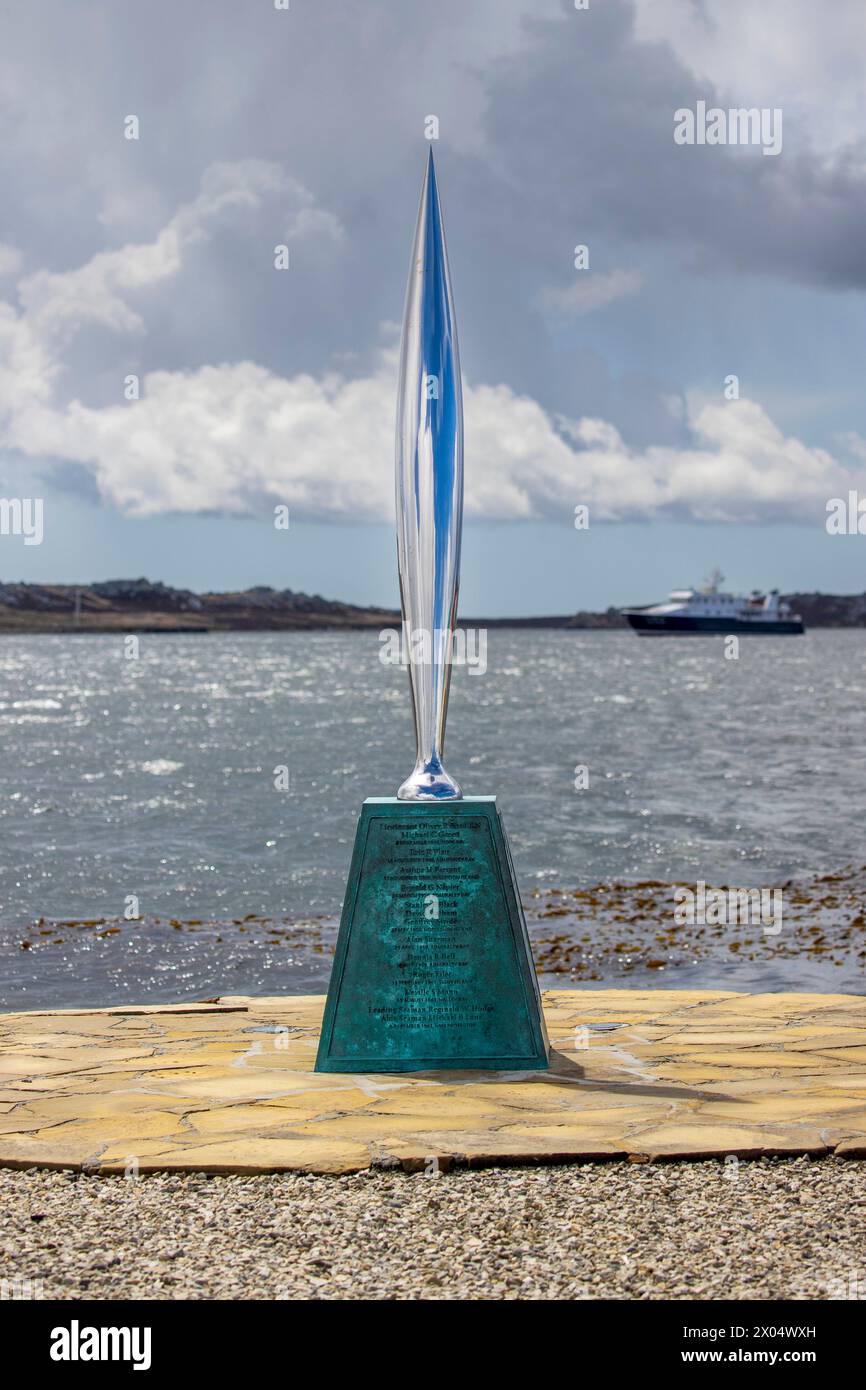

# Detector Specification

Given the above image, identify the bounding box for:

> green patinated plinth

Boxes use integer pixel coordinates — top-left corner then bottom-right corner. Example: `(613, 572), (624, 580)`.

(315, 797), (549, 1072)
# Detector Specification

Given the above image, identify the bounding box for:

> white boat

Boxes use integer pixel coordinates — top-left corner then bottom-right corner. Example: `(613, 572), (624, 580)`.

(622, 570), (804, 636)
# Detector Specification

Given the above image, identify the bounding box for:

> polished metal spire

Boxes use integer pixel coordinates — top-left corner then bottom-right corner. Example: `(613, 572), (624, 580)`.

(395, 149), (464, 800)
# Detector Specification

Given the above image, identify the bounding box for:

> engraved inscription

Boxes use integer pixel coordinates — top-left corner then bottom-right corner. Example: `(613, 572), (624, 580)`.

(370, 818), (495, 1032)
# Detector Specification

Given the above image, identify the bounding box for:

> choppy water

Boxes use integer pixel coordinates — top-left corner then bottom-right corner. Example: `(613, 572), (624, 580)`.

(1, 630), (864, 1006)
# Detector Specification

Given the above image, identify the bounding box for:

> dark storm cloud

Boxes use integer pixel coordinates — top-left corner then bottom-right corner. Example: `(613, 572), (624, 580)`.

(473, 1), (866, 291)
(4, 0), (863, 372)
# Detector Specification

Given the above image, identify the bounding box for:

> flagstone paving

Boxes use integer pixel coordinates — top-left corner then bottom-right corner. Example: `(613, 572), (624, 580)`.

(0, 989), (864, 1174)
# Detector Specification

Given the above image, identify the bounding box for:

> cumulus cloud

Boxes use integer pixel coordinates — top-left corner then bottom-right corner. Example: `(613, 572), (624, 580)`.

(3, 341), (858, 524)
(0, 155), (860, 528)
(1, 0), (865, 505)
(0, 159), (342, 430)
(15, 160), (341, 346)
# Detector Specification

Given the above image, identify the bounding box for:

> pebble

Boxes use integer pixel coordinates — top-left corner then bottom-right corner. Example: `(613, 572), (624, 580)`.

(1, 1157), (864, 1300)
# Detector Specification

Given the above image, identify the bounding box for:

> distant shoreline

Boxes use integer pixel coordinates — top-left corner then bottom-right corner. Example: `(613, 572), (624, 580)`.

(1, 578), (865, 631)
(0, 614), (621, 634)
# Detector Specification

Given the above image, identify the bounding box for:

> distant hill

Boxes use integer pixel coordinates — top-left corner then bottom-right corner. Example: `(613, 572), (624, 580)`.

(0, 578), (864, 632)
(0, 579), (397, 632)
(785, 591), (866, 627)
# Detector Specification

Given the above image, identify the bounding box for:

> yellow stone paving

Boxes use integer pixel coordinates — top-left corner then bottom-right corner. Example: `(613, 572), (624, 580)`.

(0, 989), (864, 1173)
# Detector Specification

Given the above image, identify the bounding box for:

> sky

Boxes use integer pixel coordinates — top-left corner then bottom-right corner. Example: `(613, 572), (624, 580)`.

(1, 0), (866, 614)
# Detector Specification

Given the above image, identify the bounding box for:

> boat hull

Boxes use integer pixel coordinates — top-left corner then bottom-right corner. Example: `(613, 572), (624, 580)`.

(624, 613), (804, 636)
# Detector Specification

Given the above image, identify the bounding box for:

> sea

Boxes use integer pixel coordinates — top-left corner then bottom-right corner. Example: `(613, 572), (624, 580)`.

(1, 629), (864, 1008)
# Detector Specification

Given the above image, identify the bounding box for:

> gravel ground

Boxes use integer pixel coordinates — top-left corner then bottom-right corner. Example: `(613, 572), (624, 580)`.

(1, 1157), (865, 1300)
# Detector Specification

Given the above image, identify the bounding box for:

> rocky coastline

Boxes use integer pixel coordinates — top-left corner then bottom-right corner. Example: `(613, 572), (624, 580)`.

(1, 577), (864, 633)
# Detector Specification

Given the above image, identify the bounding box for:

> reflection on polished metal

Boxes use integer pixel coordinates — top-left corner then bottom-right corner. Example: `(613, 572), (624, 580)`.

(314, 152), (549, 1075)
(395, 149), (463, 801)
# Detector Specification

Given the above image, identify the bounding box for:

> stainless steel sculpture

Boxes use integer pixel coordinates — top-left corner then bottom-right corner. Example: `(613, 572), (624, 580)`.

(395, 150), (464, 801)
(315, 151), (549, 1075)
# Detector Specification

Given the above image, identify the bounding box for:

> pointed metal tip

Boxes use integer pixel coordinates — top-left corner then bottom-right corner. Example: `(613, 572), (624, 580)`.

(424, 145), (438, 205)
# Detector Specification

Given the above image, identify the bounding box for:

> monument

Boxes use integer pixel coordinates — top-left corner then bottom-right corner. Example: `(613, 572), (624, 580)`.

(315, 152), (549, 1073)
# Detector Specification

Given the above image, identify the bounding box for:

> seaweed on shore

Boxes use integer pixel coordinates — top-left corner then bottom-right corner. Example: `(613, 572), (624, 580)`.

(527, 865), (866, 982)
